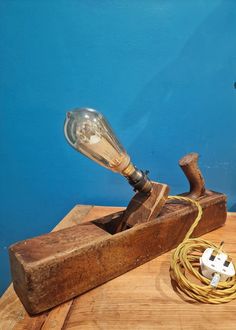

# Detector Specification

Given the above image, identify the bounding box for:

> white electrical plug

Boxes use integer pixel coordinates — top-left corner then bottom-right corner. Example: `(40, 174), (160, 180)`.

(200, 246), (235, 287)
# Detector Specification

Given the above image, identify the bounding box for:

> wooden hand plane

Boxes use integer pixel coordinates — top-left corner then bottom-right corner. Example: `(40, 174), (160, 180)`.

(9, 153), (226, 315)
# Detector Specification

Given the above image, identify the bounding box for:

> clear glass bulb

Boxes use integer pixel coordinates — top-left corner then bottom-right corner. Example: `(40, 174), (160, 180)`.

(64, 108), (152, 193)
(64, 108), (132, 174)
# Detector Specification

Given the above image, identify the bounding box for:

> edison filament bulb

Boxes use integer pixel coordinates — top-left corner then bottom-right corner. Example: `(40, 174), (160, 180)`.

(64, 108), (152, 193)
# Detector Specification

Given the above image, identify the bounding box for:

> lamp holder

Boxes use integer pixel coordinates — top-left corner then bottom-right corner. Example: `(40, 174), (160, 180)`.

(125, 167), (152, 194)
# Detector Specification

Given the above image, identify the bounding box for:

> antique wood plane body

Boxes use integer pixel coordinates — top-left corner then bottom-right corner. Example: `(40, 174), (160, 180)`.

(9, 153), (227, 314)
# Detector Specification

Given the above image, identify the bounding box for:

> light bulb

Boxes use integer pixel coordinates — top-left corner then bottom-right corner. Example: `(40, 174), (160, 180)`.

(64, 108), (152, 193)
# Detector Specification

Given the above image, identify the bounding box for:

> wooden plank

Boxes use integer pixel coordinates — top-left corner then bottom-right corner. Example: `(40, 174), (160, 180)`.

(63, 213), (236, 330)
(41, 301), (73, 330)
(0, 209), (235, 330)
(0, 284), (47, 330)
(0, 205), (124, 330)
(9, 192), (226, 315)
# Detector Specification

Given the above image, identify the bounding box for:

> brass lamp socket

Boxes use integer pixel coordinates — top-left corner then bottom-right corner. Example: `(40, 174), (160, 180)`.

(126, 168), (152, 194)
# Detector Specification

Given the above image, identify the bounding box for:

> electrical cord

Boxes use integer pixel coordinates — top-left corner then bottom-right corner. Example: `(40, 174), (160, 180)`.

(168, 195), (236, 304)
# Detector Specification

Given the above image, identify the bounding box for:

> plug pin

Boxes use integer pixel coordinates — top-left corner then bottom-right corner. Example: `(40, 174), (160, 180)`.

(209, 250), (217, 261)
(224, 257), (232, 267)
(218, 241), (224, 252)
(210, 273), (221, 288)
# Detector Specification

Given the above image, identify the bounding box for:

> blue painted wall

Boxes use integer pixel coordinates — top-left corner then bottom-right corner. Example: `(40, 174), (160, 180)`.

(0, 0), (236, 294)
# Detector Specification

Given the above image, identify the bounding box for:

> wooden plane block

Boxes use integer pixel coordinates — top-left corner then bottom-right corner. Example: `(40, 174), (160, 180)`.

(116, 182), (169, 231)
(9, 223), (110, 315)
(9, 191), (226, 315)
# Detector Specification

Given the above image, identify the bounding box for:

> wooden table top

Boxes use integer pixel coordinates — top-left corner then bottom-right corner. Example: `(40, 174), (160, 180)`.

(0, 205), (236, 330)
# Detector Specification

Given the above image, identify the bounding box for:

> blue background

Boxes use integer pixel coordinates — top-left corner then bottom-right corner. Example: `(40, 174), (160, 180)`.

(0, 0), (236, 295)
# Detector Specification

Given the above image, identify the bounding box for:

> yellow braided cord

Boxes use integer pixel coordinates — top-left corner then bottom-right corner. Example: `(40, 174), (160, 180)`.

(168, 195), (236, 303)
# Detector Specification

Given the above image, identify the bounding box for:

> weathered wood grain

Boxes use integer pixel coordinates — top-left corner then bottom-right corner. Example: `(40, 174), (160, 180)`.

(9, 191), (226, 315)
(179, 152), (205, 198)
(116, 182), (169, 231)
(63, 214), (236, 330)
(0, 205), (123, 330)
(0, 209), (235, 330)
